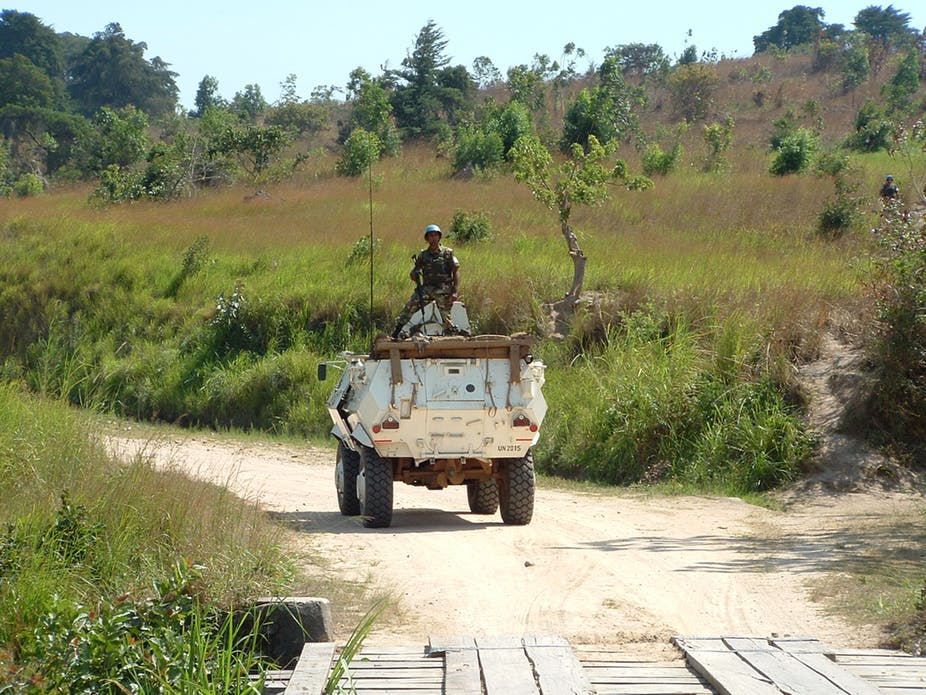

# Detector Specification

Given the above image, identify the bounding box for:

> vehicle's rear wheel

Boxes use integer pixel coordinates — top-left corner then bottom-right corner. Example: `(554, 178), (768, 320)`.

(335, 440), (360, 516)
(499, 451), (535, 525)
(358, 446), (394, 528)
(466, 478), (499, 514)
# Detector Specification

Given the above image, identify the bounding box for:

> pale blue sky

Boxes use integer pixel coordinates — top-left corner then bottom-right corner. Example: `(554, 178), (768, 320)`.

(15, 1), (926, 109)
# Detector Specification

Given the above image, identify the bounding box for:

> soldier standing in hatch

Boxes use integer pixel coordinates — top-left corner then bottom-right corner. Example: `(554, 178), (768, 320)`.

(392, 224), (460, 339)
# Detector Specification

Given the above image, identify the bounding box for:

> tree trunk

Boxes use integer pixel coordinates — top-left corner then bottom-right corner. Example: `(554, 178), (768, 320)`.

(561, 219), (586, 306)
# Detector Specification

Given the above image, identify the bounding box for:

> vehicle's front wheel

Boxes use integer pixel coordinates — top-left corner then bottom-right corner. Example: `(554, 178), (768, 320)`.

(335, 440), (360, 516)
(358, 446), (394, 528)
(499, 452), (535, 525)
(466, 478), (499, 514)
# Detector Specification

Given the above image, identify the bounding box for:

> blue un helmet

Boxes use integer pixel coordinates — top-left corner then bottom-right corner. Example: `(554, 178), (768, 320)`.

(424, 224), (442, 239)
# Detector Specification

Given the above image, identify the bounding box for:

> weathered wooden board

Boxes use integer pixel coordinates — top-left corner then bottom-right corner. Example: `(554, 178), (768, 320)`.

(282, 641), (334, 695)
(428, 635), (482, 695)
(523, 634), (596, 695)
(722, 637), (849, 695)
(673, 637), (783, 695)
(476, 635), (540, 695)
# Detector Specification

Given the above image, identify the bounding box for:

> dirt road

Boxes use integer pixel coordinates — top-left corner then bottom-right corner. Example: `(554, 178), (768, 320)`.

(108, 430), (922, 655)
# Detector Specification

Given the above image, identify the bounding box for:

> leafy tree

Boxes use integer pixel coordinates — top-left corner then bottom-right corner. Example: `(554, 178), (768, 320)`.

(230, 84), (267, 123)
(341, 67), (399, 157)
(845, 99), (894, 152)
(68, 23), (178, 117)
(561, 56), (644, 151)
(453, 125), (504, 172)
(0, 11), (62, 82)
(703, 116), (735, 172)
(0, 54), (55, 108)
(604, 43), (670, 79)
(191, 75), (226, 117)
(472, 56), (501, 88)
(770, 127), (818, 175)
(389, 20), (471, 138)
(754, 6), (827, 53)
(265, 101), (327, 137)
(0, 104), (89, 176)
(677, 44), (699, 66)
(80, 105), (149, 172)
(882, 49), (920, 114)
(336, 127), (382, 177)
(841, 34), (871, 93)
(506, 64), (546, 113)
(667, 63), (719, 122)
(854, 5), (914, 47)
(510, 133), (651, 306)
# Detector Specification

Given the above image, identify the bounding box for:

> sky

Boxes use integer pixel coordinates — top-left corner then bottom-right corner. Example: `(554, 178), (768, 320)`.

(15, 1), (926, 110)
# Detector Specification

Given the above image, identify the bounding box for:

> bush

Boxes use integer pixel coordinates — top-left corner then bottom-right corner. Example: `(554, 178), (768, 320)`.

(336, 128), (382, 177)
(13, 173), (43, 198)
(448, 209), (492, 243)
(453, 127), (504, 173)
(770, 128), (818, 176)
(641, 142), (682, 177)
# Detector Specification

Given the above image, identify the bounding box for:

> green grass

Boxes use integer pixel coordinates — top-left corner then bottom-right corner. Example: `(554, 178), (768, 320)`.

(0, 382), (294, 688)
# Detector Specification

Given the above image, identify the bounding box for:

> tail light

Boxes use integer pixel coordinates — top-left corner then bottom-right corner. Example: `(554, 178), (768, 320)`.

(512, 413), (538, 432)
(372, 415), (400, 433)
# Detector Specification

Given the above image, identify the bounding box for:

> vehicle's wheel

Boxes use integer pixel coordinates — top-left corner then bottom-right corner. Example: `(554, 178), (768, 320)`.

(358, 446), (394, 528)
(499, 451), (535, 525)
(335, 440), (360, 516)
(466, 478), (499, 514)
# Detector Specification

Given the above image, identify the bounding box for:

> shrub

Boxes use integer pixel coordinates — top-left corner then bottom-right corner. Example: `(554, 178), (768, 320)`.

(641, 142), (682, 177)
(452, 126), (504, 173)
(336, 128), (382, 177)
(770, 128), (818, 176)
(13, 173), (43, 198)
(448, 209), (492, 243)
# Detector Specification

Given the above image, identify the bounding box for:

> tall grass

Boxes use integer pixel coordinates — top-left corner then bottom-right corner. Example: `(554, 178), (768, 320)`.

(0, 139), (879, 488)
(0, 382), (292, 687)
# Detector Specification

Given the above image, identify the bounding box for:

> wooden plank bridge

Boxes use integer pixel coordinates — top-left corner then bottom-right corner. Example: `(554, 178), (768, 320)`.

(264, 634), (926, 695)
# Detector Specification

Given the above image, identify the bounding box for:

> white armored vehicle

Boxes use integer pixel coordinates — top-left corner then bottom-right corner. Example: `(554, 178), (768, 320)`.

(319, 300), (546, 528)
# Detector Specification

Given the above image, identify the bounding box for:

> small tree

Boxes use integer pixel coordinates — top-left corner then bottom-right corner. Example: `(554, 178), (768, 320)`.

(703, 116), (735, 172)
(883, 49), (920, 114)
(770, 127), (818, 175)
(510, 134), (651, 306)
(336, 128), (382, 177)
(667, 63), (719, 122)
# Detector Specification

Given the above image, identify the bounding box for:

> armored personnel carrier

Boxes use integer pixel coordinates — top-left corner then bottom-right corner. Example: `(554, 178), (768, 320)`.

(319, 300), (546, 528)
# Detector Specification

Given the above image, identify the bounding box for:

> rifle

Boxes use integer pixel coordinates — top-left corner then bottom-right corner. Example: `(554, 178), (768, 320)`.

(412, 254), (427, 321)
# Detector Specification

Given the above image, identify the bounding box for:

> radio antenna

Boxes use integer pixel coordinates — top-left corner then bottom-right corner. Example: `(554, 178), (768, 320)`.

(367, 160), (375, 350)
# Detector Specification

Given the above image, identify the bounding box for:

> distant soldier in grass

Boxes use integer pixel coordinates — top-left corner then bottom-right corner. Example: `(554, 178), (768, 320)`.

(880, 174), (899, 201)
(392, 224), (460, 338)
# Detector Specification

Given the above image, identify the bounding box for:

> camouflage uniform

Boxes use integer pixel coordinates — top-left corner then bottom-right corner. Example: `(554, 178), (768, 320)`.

(395, 245), (460, 332)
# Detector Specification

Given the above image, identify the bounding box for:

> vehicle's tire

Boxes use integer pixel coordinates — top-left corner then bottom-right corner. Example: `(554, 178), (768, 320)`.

(499, 451), (535, 525)
(358, 446), (394, 528)
(335, 440), (361, 516)
(466, 478), (499, 514)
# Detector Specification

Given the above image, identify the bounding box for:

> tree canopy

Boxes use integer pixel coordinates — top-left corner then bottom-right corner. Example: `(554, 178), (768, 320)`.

(754, 6), (827, 53)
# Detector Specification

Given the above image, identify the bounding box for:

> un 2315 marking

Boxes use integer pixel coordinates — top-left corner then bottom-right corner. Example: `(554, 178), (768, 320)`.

(496, 444), (522, 452)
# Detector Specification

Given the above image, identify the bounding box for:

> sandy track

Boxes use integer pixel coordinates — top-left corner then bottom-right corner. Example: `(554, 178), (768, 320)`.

(108, 431), (922, 655)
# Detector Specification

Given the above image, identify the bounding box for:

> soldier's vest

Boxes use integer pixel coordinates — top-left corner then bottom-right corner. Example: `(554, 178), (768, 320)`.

(416, 247), (455, 288)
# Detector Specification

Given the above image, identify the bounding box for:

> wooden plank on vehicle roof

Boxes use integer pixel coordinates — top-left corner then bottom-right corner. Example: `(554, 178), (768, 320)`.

(430, 635), (482, 695)
(522, 634), (596, 695)
(476, 635), (540, 695)
(283, 641), (335, 695)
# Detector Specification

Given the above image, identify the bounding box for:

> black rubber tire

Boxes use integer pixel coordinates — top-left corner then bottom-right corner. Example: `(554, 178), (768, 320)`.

(335, 440), (361, 516)
(359, 446), (394, 528)
(466, 478), (499, 514)
(499, 451), (535, 525)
